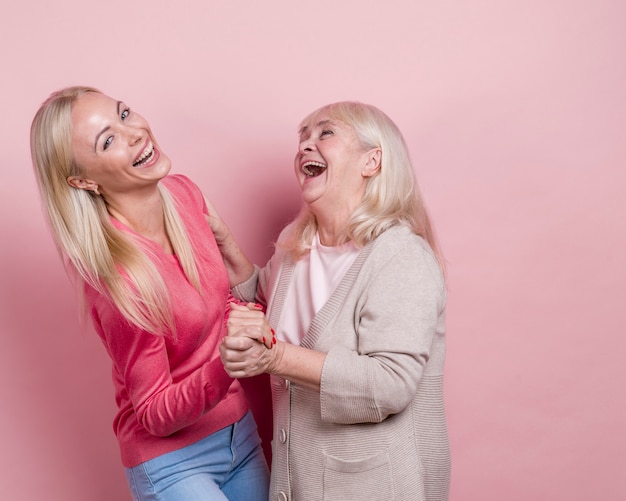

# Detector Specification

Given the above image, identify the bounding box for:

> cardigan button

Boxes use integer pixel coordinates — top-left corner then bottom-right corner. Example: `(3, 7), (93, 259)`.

(280, 428), (287, 443)
(285, 379), (291, 390)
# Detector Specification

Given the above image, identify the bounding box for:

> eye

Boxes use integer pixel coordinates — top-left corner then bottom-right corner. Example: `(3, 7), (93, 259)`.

(103, 135), (113, 150)
(121, 108), (130, 120)
(320, 129), (334, 138)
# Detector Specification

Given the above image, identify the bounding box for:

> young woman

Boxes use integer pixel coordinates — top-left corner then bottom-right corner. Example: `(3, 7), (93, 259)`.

(30, 86), (269, 501)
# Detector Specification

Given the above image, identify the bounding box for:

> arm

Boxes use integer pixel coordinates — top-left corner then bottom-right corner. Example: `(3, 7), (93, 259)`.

(320, 240), (446, 424)
(91, 293), (235, 437)
(220, 303), (326, 392)
(203, 196), (255, 287)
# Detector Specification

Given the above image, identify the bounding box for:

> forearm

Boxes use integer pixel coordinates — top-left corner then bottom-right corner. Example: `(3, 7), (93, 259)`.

(268, 341), (325, 392)
(205, 212), (254, 286)
(135, 357), (235, 437)
(96, 297), (236, 437)
(215, 229), (255, 287)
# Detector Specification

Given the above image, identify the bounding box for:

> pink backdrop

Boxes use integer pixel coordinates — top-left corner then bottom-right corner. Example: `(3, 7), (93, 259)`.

(1, 1), (624, 499)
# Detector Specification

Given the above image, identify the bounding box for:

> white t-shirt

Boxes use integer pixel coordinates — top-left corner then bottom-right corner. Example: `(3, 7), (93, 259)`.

(277, 233), (360, 345)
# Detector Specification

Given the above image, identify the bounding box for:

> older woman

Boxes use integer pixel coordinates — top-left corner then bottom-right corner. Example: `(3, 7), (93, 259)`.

(30, 86), (269, 501)
(217, 101), (450, 501)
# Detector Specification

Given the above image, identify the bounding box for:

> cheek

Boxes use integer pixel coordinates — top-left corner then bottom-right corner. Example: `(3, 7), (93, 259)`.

(293, 157), (302, 179)
(70, 136), (88, 165)
(71, 149), (95, 176)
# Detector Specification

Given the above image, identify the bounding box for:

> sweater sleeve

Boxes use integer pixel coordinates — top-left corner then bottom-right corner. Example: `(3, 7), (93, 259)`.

(231, 266), (261, 303)
(319, 238), (446, 424)
(91, 296), (235, 437)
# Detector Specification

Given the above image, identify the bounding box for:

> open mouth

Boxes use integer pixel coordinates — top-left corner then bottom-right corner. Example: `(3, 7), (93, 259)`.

(133, 142), (155, 167)
(302, 161), (327, 177)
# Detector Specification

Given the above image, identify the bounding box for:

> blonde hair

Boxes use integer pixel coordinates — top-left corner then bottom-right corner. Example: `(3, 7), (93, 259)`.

(285, 101), (444, 272)
(30, 86), (201, 336)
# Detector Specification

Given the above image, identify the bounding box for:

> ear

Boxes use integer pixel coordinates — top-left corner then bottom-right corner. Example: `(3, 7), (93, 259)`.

(361, 148), (382, 178)
(67, 176), (98, 192)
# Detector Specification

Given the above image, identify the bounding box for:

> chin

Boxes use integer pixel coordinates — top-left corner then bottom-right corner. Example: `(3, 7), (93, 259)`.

(154, 158), (172, 178)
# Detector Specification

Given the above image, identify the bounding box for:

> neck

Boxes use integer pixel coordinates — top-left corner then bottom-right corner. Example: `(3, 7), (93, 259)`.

(309, 191), (364, 246)
(315, 211), (351, 247)
(104, 186), (173, 253)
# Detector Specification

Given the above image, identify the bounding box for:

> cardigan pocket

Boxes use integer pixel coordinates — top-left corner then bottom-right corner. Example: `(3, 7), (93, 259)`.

(322, 449), (395, 501)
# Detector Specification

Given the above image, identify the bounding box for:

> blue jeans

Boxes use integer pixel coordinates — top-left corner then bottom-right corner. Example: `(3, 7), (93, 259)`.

(125, 411), (269, 500)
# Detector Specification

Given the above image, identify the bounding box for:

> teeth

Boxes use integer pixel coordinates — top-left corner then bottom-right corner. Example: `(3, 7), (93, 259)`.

(302, 161), (327, 177)
(133, 143), (154, 167)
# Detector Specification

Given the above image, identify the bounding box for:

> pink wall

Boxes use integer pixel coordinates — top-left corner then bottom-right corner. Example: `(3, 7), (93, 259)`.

(1, 1), (624, 499)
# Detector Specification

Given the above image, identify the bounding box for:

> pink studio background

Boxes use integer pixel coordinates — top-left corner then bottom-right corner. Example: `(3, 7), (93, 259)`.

(1, 1), (624, 500)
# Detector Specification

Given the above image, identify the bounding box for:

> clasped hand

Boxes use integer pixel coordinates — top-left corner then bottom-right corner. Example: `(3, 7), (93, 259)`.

(220, 302), (282, 378)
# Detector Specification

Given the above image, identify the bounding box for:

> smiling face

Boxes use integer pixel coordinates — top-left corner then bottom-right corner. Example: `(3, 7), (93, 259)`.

(295, 111), (381, 222)
(67, 92), (171, 197)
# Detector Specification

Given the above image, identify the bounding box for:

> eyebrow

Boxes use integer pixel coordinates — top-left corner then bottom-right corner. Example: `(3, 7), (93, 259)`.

(93, 101), (123, 151)
(298, 119), (333, 137)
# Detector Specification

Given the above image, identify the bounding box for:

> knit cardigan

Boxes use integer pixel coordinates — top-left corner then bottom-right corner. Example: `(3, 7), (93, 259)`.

(233, 224), (450, 501)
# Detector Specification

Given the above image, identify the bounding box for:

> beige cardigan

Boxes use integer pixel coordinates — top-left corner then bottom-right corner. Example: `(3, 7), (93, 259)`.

(233, 225), (450, 501)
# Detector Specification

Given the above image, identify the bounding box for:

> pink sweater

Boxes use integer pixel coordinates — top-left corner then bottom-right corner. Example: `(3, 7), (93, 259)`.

(86, 175), (248, 467)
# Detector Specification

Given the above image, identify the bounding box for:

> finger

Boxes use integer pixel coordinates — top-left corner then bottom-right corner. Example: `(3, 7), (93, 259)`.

(227, 322), (263, 339)
(227, 313), (267, 333)
(246, 302), (264, 311)
(229, 324), (274, 349)
(227, 307), (265, 322)
(224, 323), (273, 353)
(224, 366), (256, 379)
(227, 315), (265, 328)
(228, 302), (251, 312)
(269, 328), (277, 348)
(221, 333), (247, 351)
(223, 352), (267, 378)
(227, 310), (266, 329)
(220, 343), (265, 378)
(236, 326), (273, 349)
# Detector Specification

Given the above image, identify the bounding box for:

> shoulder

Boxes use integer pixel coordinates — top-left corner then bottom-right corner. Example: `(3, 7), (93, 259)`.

(365, 225), (444, 289)
(371, 225), (435, 260)
(161, 173), (201, 196)
(275, 220), (298, 246)
(161, 174), (204, 211)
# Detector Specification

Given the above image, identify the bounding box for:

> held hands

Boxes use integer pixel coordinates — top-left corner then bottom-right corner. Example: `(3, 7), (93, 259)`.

(220, 302), (283, 378)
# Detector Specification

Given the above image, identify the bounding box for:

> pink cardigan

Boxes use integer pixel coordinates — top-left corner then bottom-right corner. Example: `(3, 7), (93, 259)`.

(86, 175), (248, 467)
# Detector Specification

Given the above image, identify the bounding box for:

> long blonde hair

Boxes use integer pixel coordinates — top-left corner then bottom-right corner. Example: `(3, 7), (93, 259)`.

(30, 86), (201, 336)
(284, 101), (444, 272)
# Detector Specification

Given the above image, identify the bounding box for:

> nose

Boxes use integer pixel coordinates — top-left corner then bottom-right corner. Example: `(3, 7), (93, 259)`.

(298, 137), (314, 154)
(125, 125), (144, 145)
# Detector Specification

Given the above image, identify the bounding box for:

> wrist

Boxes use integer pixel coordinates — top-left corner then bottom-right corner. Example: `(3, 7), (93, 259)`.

(266, 340), (286, 375)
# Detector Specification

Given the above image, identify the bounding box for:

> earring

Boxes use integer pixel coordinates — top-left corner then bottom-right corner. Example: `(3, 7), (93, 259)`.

(92, 186), (100, 196)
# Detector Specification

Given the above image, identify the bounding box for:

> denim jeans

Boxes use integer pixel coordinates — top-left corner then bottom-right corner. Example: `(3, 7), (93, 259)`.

(125, 410), (269, 500)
